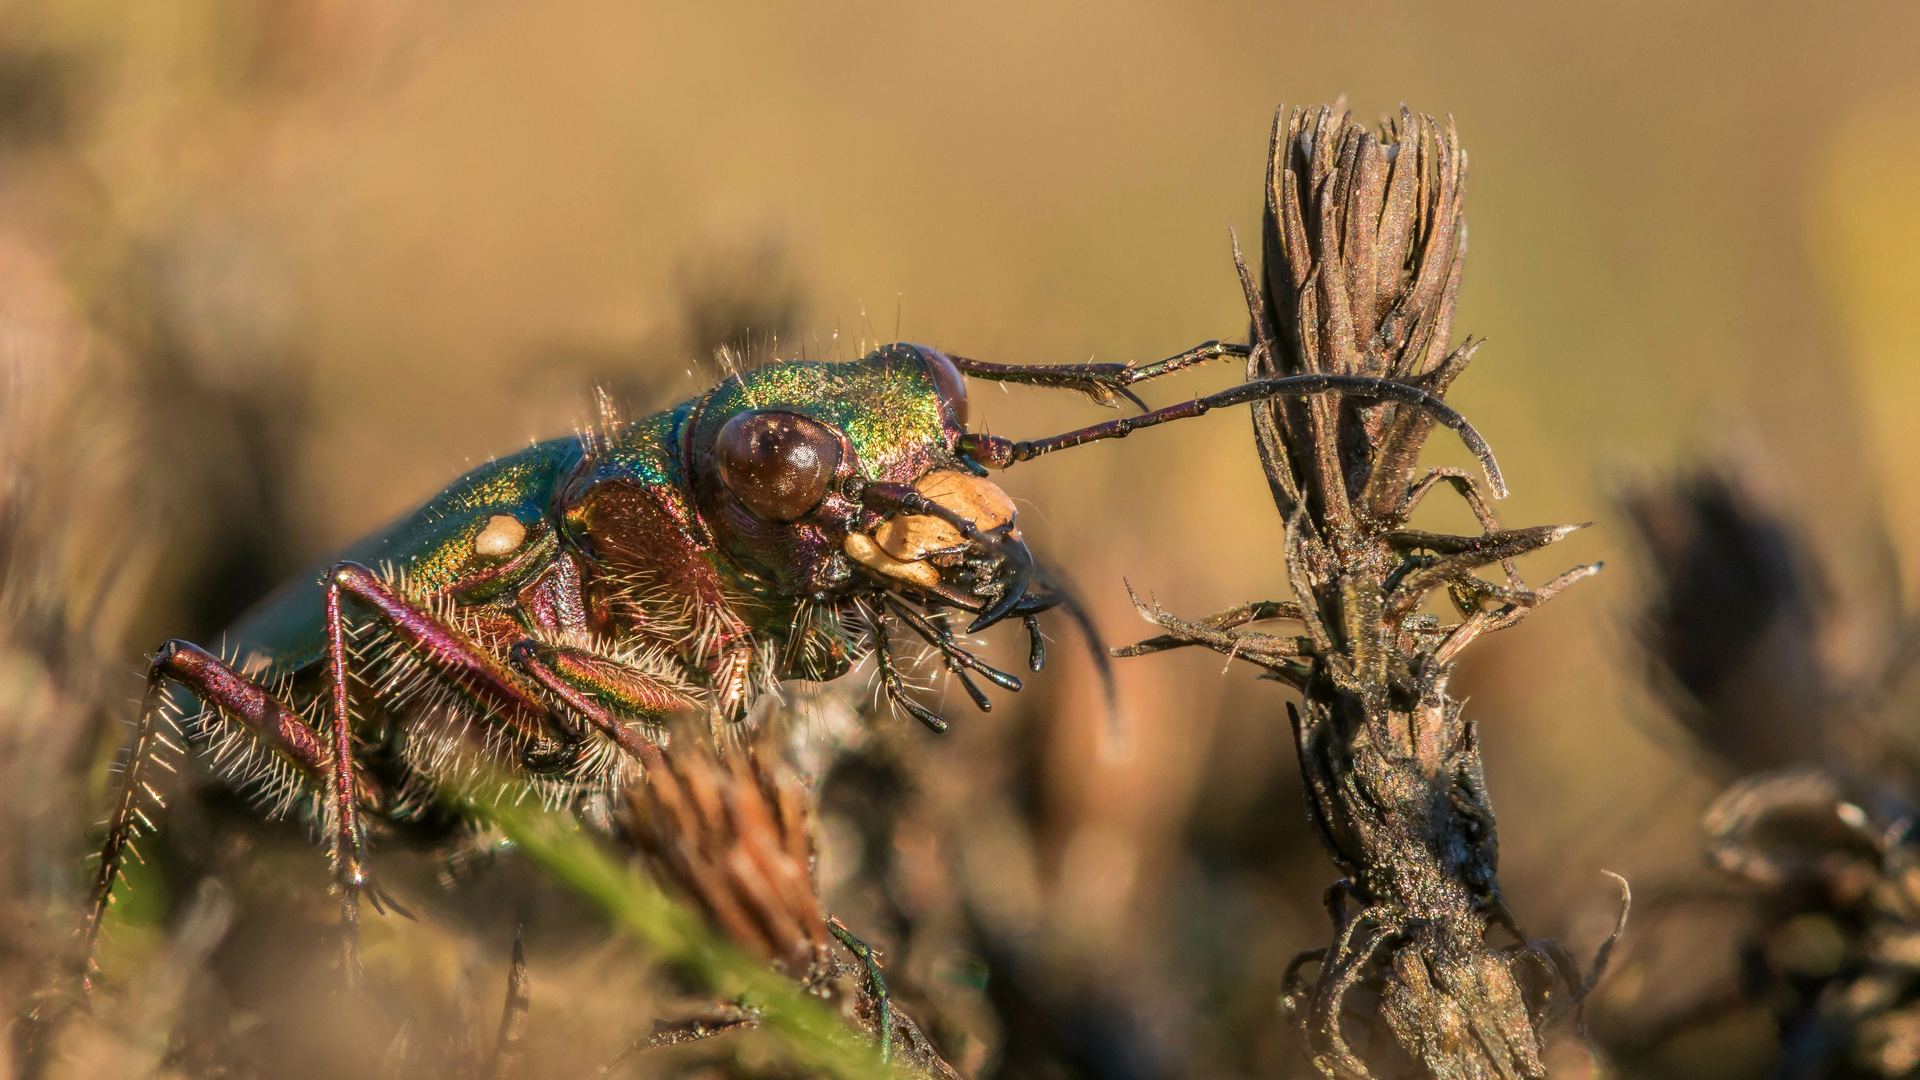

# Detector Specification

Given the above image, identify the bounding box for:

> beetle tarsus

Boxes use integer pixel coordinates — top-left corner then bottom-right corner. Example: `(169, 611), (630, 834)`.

(828, 917), (892, 1062)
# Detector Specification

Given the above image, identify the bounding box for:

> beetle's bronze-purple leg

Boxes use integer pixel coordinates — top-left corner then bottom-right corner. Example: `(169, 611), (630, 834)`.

(946, 340), (1252, 411)
(322, 561), (566, 980)
(508, 642), (667, 767)
(84, 641), (328, 995)
(323, 573), (372, 984)
(959, 373), (1507, 498)
(328, 563), (557, 741)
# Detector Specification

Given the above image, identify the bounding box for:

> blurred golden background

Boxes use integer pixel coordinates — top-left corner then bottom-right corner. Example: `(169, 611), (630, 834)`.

(7, 1), (1920, 1077)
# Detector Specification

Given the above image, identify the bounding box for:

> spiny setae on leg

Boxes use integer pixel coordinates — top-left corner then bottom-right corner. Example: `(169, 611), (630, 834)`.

(1118, 104), (1626, 1079)
(81, 264), (1506, 992)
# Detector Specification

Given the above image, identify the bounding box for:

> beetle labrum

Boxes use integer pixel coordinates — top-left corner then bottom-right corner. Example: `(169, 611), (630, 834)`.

(81, 338), (1505, 986)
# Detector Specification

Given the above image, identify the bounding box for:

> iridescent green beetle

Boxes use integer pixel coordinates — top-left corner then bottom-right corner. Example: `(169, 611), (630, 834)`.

(84, 338), (1502, 983)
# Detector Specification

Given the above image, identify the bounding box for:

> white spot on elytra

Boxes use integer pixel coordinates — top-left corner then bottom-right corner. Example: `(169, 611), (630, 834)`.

(475, 514), (526, 557)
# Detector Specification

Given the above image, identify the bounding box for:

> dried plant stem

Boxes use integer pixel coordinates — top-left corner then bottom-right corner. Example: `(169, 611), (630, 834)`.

(1125, 103), (1617, 1079)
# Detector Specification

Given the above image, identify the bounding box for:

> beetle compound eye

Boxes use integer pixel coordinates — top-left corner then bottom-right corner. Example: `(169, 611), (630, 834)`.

(715, 411), (842, 522)
(921, 347), (969, 429)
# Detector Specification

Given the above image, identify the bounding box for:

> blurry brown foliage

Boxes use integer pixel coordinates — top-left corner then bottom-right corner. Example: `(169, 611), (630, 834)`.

(1591, 464), (1920, 1080)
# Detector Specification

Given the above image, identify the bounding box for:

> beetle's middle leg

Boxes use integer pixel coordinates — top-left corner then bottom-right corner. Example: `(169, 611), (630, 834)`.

(503, 553), (692, 763)
(333, 558), (691, 769)
(508, 641), (677, 765)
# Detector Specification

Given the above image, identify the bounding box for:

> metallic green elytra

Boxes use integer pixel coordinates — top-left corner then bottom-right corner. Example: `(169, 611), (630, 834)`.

(230, 437), (587, 678)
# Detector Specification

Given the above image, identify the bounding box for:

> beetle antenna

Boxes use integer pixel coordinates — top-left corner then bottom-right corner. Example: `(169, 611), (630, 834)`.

(946, 340), (1250, 412)
(959, 373), (1508, 499)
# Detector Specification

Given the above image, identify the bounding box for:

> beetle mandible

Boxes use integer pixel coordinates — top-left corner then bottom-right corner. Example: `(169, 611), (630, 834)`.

(81, 337), (1503, 985)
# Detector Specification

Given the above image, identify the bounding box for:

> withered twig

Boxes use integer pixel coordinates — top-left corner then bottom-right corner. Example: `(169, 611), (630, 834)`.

(1125, 103), (1616, 1079)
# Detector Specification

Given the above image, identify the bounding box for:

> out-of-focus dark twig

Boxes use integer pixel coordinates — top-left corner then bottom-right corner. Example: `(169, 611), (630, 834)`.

(1608, 464), (1920, 1078)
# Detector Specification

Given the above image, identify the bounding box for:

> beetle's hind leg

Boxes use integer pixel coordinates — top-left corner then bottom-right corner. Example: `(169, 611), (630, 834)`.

(84, 640), (329, 995)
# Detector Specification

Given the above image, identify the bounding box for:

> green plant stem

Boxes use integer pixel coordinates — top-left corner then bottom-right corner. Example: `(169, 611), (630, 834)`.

(472, 797), (898, 1080)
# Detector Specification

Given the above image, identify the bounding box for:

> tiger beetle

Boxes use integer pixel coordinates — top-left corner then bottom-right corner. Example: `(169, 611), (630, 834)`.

(82, 338), (1502, 988)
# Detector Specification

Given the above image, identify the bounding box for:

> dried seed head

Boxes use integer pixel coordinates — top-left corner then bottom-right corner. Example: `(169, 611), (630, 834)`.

(1121, 103), (1614, 1080)
(622, 739), (830, 979)
(619, 735), (964, 1077)
(1241, 103), (1499, 534)
(1621, 466), (1835, 774)
(1260, 103), (1468, 386)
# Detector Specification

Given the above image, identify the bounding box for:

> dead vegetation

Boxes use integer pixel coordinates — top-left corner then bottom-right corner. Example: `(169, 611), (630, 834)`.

(1120, 104), (1618, 1079)
(0, 7), (1913, 1078)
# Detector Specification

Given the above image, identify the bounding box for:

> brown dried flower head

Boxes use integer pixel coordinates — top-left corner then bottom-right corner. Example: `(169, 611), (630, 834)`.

(624, 740), (830, 979)
(1612, 463), (1920, 1077)
(1126, 103), (1617, 1079)
(621, 736), (959, 1077)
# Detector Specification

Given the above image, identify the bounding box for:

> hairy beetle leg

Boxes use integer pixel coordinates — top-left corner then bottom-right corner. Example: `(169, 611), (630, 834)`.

(323, 562), (568, 982)
(323, 574), (373, 984)
(84, 639), (332, 995)
(508, 641), (669, 767)
(327, 563), (559, 742)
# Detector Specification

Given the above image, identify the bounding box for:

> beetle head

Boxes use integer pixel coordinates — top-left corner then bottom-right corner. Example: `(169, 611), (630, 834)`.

(684, 345), (1047, 630)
